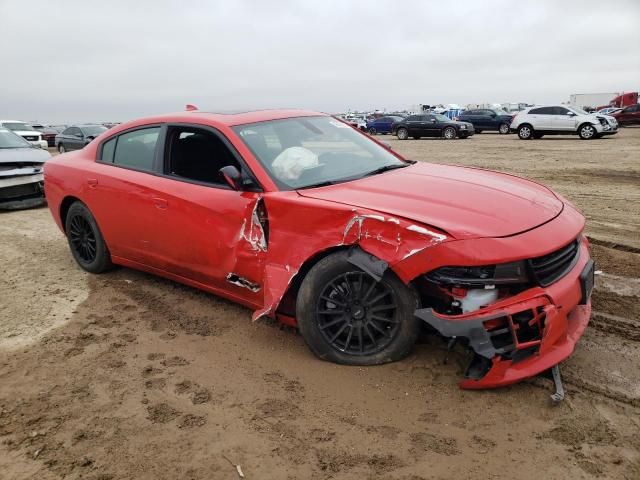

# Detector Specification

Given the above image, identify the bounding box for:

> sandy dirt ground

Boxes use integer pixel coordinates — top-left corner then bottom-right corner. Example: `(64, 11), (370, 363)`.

(1, 129), (639, 479)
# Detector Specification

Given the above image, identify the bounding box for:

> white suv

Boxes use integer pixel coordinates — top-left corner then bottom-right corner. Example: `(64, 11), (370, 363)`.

(0, 120), (48, 148)
(510, 105), (618, 140)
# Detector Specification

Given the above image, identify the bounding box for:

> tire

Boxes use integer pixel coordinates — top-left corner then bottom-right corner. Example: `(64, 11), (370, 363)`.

(476, 130), (482, 134)
(65, 202), (113, 273)
(368, 127), (376, 135)
(396, 127), (408, 140)
(296, 251), (419, 365)
(499, 123), (510, 134)
(579, 123), (596, 140)
(518, 124), (533, 140)
(443, 127), (456, 139)
(58, 143), (66, 153)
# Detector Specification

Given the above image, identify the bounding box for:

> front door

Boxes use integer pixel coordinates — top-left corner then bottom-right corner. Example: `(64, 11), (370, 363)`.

(146, 124), (267, 297)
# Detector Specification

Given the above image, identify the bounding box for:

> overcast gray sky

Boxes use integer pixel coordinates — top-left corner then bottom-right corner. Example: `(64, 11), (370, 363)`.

(1, 0), (638, 123)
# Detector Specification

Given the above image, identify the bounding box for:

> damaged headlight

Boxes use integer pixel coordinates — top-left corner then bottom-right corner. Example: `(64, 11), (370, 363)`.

(426, 261), (530, 288)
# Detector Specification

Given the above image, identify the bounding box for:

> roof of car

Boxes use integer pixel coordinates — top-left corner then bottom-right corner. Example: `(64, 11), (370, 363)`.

(119, 109), (326, 130)
(0, 120), (27, 123)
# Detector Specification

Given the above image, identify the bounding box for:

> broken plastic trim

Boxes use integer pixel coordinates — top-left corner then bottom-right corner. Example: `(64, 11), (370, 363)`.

(415, 307), (500, 359)
(346, 247), (389, 282)
(226, 273), (261, 292)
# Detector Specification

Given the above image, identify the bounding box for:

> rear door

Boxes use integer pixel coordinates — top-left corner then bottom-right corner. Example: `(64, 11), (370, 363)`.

(477, 110), (495, 130)
(527, 107), (554, 129)
(85, 125), (164, 266)
(404, 115), (423, 136)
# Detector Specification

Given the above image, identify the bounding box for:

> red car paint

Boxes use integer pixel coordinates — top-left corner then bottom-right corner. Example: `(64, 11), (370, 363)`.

(44, 109), (592, 389)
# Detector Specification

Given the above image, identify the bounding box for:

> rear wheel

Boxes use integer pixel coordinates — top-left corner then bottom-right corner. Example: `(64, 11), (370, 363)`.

(476, 130), (483, 134)
(518, 124), (533, 140)
(58, 143), (66, 153)
(65, 202), (113, 273)
(579, 123), (596, 140)
(368, 127), (376, 135)
(396, 127), (408, 140)
(499, 123), (510, 134)
(443, 127), (456, 139)
(296, 251), (419, 365)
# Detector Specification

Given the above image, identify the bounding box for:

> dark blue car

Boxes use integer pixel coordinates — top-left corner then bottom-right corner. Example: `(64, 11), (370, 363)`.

(456, 109), (514, 134)
(366, 115), (405, 135)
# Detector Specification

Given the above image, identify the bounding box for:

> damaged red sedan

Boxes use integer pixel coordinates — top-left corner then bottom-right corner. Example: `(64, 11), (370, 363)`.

(44, 110), (594, 389)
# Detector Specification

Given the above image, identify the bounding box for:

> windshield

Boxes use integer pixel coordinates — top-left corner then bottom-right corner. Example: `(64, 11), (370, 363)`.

(3, 122), (34, 131)
(0, 129), (32, 148)
(569, 106), (589, 115)
(82, 125), (108, 136)
(233, 116), (407, 190)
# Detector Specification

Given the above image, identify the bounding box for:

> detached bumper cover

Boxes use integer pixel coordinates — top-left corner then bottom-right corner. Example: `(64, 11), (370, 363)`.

(416, 240), (593, 389)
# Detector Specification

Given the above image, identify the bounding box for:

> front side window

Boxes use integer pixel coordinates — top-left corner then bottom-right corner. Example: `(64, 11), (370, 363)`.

(233, 116), (406, 190)
(166, 126), (241, 185)
(110, 127), (160, 171)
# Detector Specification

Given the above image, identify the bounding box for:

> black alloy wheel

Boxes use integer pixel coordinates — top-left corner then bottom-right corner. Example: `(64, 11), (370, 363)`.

(316, 271), (400, 356)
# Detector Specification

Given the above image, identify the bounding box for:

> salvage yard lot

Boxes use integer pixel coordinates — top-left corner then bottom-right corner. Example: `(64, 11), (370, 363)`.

(1, 129), (639, 479)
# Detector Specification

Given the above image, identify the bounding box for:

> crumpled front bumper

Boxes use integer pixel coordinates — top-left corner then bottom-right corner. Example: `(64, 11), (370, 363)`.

(416, 239), (593, 389)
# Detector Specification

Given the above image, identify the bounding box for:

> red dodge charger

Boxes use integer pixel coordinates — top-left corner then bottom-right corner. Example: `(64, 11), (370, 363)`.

(44, 109), (594, 389)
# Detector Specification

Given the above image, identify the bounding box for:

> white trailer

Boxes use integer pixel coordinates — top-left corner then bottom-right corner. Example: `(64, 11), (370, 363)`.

(569, 93), (619, 109)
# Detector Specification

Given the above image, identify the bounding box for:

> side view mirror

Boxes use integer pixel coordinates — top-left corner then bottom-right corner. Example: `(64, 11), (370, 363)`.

(431, 118), (437, 123)
(567, 112), (576, 117)
(220, 165), (243, 190)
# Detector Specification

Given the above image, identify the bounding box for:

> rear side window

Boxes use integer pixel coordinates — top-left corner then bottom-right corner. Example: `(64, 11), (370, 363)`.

(465, 110), (478, 116)
(100, 127), (160, 172)
(101, 137), (116, 162)
(529, 107), (554, 115)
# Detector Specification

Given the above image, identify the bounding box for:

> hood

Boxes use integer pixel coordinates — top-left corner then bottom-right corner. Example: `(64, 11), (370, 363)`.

(0, 148), (50, 178)
(297, 163), (564, 239)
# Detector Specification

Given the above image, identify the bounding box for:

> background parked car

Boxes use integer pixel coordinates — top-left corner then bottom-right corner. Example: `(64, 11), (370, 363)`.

(0, 128), (50, 209)
(366, 115), (405, 134)
(456, 109), (514, 134)
(612, 104), (640, 126)
(391, 113), (474, 140)
(511, 105), (618, 140)
(0, 120), (48, 149)
(597, 107), (623, 116)
(55, 124), (108, 152)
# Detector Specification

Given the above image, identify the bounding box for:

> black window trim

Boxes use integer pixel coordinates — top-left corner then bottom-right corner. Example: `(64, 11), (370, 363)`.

(96, 122), (263, 192)
(96, 123), (165, 175)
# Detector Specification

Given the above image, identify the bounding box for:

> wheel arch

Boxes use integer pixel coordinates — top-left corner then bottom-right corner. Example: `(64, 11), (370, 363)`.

(59, 195), (84, 233)
(275, 245), (353, 317)
(274, 244), (403, 319)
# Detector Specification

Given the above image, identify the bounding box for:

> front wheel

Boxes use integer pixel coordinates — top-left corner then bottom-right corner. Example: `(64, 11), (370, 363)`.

(443, 127), (456, 139)
(499, 123), (510, 134)
(368, 127), (376, 135)
(579, 124), (596, 140)
(58, 144), (66, 153)
(396, 127), (408, 140)
(65, 202), (113, 273)
(296, 251), (419, 365)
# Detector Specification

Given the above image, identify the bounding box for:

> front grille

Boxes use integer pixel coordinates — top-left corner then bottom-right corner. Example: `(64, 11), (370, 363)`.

(529, 239), (579, 286)
(24, 135), (38, 141)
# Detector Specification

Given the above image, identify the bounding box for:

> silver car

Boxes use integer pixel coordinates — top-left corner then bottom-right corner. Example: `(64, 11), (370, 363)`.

(0, 128), (51, 209)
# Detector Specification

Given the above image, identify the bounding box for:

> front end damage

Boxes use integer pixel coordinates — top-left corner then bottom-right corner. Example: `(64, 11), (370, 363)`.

(0, 165), (46, 210)
(414, 237), (593, 389)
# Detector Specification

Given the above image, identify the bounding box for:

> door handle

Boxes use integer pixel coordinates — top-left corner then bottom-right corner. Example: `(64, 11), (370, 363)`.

(152, 197), (168, 209)
(87, 178), (98, 188)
